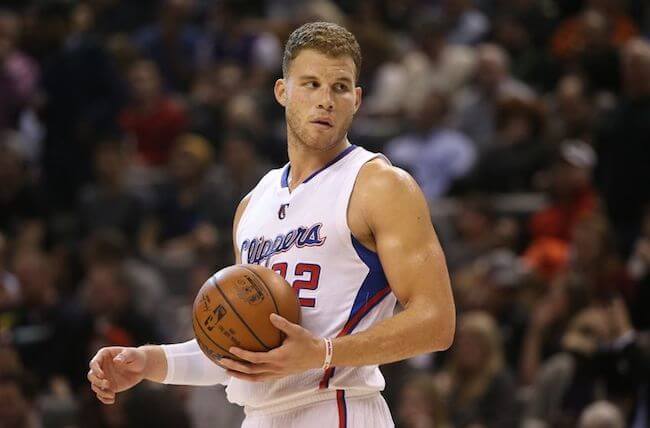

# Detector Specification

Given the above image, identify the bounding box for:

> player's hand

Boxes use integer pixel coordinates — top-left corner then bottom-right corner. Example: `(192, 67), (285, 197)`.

(219, 313), (325, 382)
(87, 347), (147, 404)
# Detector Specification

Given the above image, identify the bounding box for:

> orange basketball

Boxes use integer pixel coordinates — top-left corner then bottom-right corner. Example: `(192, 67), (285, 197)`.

(192, 264), (301, 364)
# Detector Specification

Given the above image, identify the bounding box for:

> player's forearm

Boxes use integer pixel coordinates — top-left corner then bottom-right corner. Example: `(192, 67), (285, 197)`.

(158, 339), (230, 386)
(138, 345), (168, 383)
(330, 299), (455, 367)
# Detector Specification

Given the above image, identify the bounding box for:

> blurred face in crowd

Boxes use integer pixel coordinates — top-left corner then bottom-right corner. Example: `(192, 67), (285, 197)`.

(0, 379), (29, 428)
(169, 136), (213, 183)
(398, 382), (438, 428)
(84, 265), (128, 316)
(94, 143), (125, 185)
(128, 61), (162, 104)
(14, 251), (56, 307)
(275, 49), (362, 152)
(410, 89), (448, 133)
(454, 323), (489, 374)
(0, 12), (19, 63)
(550, 161), (591, 198)
(223, 136), (256, 172)
(0, 144), (24, 191)
(476, 45), (508, 91)
(556, 75), (590, 126)
(621, 39), (650, 98)
(572, 216), (611, 265)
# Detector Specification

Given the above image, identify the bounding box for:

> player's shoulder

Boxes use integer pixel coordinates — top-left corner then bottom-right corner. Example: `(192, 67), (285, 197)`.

(356, 157), (420, 198)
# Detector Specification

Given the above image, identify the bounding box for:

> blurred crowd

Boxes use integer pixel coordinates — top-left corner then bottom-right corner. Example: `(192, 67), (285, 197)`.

(0, 0), (649, 427)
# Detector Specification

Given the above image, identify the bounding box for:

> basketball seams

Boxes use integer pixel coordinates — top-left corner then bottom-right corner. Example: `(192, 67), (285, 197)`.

(212, 279), (273, 350)
(192, 312), (240, 361)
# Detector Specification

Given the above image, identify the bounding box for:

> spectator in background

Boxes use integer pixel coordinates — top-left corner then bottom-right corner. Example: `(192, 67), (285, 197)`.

(551, 0), (638, 62)
(133, 0), (202, 91)
(571, 9), (621, 93)
(595, 38), (650, 256)
(569, 214), (635, 303)
(119, 59), (189, 168)
(385, 87), (477, 201)
(0, 139), (45, 248)
(78, 138), (145, 242)
(138, 134), (221, 267)
(80, 263), (161, 353)
(436, 311), (518, 428)
(397, 375), (450, 428)
(465, 97), (550, 193)
(0, 373), (40, 428)
(524, 140), (598, 281)
(82, 230), (168, 333)
(364, 19), (476, 117)
(545, 74), (596, 143)
(3, 249), (83, 389)
(438, 0), (490, 45)
(0, 9), (39, 131)
(519, 273), (591, 386)
(0, 232), (20, 310)
(32, 0), (125, 210)
(187, 62), (243, 146)
(523, 306), (612, 428)
(453, 43), (534, 148)
(578, 401), (625, 428)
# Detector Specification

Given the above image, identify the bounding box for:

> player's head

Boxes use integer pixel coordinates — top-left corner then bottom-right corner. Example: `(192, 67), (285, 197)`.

(275, 22), (362, 152)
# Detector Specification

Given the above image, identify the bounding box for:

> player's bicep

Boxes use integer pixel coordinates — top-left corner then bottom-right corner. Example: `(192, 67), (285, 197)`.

(365, 167), (451, 308)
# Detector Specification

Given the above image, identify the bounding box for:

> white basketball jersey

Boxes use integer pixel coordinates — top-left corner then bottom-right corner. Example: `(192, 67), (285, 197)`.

(228, 145), (398, 412)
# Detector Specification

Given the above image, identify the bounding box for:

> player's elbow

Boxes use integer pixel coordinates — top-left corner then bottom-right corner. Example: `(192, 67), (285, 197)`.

(425, 309), (456, 352)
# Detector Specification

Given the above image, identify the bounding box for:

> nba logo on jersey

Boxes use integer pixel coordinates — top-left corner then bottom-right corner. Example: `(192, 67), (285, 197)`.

(278, 203), (290, 219)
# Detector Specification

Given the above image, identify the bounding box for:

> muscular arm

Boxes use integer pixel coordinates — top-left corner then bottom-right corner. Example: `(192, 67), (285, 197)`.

(330, 161), (456, 366)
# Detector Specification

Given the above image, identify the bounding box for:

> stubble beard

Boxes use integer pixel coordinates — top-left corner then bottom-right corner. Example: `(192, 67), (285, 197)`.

(285, 108), (352, 153)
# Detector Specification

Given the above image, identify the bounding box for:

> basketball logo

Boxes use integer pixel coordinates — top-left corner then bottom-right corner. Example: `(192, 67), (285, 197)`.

(234, 276), (265, 305)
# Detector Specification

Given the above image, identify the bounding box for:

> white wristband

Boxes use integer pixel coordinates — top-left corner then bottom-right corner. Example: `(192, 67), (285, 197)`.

(322, 338), (333, 370)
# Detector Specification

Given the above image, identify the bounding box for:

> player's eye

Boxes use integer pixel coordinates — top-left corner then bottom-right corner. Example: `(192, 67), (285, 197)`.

(334, 83), (349, 92)
(304, 81), (318, 88)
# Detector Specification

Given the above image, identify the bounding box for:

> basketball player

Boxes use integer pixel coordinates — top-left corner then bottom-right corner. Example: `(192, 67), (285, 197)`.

(87, 22), (455, 427)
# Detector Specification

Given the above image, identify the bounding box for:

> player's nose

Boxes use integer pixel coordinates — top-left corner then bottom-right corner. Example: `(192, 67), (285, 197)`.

(317, 87), (334, 111)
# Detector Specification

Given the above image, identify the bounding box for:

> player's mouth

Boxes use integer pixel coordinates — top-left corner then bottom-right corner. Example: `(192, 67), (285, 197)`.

(310, 118), (334, 129)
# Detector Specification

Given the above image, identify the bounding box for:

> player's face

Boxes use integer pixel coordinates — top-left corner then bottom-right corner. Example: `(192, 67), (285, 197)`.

(275, 49), (362, 151)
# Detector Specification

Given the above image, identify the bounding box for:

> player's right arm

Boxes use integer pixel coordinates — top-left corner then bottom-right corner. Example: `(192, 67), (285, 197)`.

(87, 193), (252, 404)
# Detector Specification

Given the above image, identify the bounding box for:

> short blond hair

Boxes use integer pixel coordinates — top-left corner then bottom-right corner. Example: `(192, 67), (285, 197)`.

(282, 22), (362, 81)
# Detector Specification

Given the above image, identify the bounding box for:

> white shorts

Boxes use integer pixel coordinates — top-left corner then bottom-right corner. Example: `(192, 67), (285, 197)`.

(241, 392), (394, 428)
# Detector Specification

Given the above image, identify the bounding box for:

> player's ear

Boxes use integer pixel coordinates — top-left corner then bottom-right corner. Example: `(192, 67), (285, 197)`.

(353, 86), (362, 114)
(274, 78), (287, 107)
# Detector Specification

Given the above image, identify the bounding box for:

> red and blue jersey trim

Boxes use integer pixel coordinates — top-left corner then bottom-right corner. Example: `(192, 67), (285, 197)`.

(319, 235), (392, 389)
(337, 389), (347, 428)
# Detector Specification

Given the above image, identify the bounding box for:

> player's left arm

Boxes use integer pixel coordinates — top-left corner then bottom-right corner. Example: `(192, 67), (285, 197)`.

(220, 161), (455, 380)
(325, 161), (456, 366)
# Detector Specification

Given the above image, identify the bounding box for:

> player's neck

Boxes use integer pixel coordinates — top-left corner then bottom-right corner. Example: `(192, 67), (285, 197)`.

(286, 137), (351, 191)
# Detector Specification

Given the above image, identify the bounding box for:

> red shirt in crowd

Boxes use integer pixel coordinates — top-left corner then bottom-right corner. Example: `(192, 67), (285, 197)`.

(119, 97), (189, 166)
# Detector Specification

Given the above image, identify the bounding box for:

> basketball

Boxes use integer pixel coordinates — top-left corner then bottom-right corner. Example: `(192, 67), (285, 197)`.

(192, 264), (301, 364)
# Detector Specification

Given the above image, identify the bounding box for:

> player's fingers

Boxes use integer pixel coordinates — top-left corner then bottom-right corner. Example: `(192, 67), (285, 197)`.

(269, 313), (303, 336)
(89, 357), (105, 379)
(97, 394), (115, 405)
(87, 370), (111, 390)
(219, 358), (273, 374)
(225, 370), (280, 382)
(91, 383), (115, 401)
(228, 347), (270, 364)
